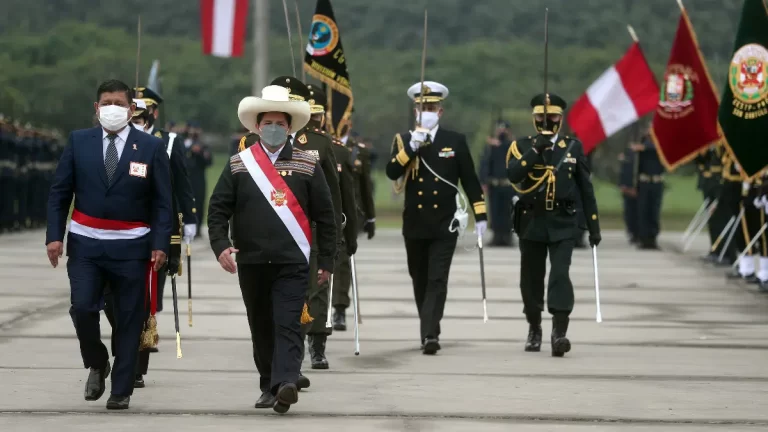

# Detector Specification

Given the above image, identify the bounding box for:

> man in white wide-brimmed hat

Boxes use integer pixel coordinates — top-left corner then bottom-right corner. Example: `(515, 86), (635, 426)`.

(207, 85), (337, 414)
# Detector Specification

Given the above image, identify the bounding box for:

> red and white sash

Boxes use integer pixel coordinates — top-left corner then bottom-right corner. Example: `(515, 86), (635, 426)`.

(69, 210), (151, 240)
(239, 145), (312, 262)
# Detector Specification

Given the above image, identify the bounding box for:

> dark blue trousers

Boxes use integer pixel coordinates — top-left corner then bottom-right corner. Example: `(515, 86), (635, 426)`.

(638, 183), (664, 240)
(623, 196), (639, 239)
(67, 256), (147, 397)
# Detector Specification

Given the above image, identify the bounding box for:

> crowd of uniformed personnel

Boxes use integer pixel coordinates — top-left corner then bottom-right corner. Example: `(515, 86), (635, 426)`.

(692, 141), (768, 292)
(0, 116), (63, 234)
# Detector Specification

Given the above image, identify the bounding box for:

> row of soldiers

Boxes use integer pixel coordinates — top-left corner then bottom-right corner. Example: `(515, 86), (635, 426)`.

(694, 142), (768, 292)
(0, 116), (63, 233)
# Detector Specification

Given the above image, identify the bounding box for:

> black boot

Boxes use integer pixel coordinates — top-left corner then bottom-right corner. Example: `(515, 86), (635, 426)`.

(308, 334), (329, 369)
(551, 314), (571, 358)
(524, 313), (542, 352)
(333, 307), (346, 331)
(133, 374), (145, 388)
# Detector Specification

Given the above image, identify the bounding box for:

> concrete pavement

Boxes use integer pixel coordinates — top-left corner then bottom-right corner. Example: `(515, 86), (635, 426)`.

(1, 228), (767, 431)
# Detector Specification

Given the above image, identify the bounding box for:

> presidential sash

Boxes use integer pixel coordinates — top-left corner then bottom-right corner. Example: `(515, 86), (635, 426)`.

(239, 145), (312, 262)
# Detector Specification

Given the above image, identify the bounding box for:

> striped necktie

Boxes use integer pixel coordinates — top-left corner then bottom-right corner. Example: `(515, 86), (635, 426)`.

(105, 134), (118, 183)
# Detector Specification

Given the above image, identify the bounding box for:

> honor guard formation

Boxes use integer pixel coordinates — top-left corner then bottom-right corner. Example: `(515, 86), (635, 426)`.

(6, 0), (761, 427)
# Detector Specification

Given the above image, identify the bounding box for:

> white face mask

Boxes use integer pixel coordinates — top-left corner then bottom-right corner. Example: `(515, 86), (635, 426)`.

(416, 111), (440, 130)
(99, 105), (130, 131)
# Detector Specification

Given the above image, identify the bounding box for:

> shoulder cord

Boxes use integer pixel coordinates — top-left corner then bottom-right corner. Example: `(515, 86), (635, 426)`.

(420, 158), (476, 250)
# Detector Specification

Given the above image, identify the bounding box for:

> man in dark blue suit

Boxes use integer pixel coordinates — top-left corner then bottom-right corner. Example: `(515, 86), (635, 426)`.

(46, 80), (172, 410)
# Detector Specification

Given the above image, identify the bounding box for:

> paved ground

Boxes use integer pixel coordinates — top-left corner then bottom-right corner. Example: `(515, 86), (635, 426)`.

(1, 228), (767, 431)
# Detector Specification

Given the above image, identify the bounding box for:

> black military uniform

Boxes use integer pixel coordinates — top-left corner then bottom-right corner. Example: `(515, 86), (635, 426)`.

(719, 152), (745, 268)
(618, 146), (638, 244)
(182, 122), (212, 237)
(208, 89), (336, 413)
(0, 116), (17, 232)
(479, 121), (516, 247)
(506, 93), (601, 357)
(385, 81), (487, 354)
(694, 144), (726, 262)
(333, 125), (376, 330)
(635, 134), (664, 250)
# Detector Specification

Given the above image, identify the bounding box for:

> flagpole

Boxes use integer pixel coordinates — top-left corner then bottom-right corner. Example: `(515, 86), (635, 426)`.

(627, 25), (639, 43)
(135, 15), (142, 89)
(253, 0), (269, 95)
(294, 1), (306, 82)
(676, 0), (684, 11)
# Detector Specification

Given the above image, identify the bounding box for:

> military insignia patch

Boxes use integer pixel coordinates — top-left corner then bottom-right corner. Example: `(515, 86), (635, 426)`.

(438, 149), (455, 158)
(270, 189), (287, 207)
(337, 163), (342, 172)
(154, 131), (163, 138)
(729, 43), (768, 119)
(558, 140), (566, 148)
(565, 157), (577, 164)
(132, 144), (137, 150)
(297, 134), (308, 144)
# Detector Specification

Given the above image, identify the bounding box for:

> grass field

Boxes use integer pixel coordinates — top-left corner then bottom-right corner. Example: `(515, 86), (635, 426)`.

(205, 153), (702, 231)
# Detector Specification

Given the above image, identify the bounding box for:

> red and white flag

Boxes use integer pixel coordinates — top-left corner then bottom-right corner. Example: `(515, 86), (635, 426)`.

(239, 145), (312, 262)
(566, 42), (659, 154)
(200, 0), (249, 58)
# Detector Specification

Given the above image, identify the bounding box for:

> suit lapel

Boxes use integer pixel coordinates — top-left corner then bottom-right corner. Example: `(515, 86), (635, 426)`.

(92, 128), (109, 187)
(108, 126), (140, 189)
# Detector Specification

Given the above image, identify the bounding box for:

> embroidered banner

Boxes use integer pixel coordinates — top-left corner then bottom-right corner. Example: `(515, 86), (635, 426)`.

(239, 146), (312, 262)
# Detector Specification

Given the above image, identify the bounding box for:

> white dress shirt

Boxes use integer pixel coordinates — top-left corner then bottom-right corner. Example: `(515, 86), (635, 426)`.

(428, 125), (439, 142)
(102, 126), (131, 162)
(261, 144), (283, 165)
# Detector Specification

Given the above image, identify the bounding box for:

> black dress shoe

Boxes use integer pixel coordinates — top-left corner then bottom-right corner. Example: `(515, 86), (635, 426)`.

(759, 281), (768, 293)
(106, 395), (130, 410)
(84, 363), (111, 401)
(745, 274), (760, 284)
(297, 373), (310, 390)
(273, 383), (298, 414)
(308, 334), (329, 370)
(422, 338), (439, 355)
(134, 374), (145, 389)
(333, 308), (346, 331)
(551, 315), (571, 358)
(254, 391), (276, 408)
(525, 325), (542, 352)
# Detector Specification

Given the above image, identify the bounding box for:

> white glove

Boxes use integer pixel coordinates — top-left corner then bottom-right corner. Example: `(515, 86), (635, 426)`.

(183, 224), (197, 244)
(474, 220), (487, 238)
(762, 196), (768, 209)
(409, 130), (428, 152)
(754, 197), (763, 209)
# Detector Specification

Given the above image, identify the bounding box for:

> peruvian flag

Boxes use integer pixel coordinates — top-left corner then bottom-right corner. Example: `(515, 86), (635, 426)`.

(566, 42), (659, 154)
(201, 0), (249, 58)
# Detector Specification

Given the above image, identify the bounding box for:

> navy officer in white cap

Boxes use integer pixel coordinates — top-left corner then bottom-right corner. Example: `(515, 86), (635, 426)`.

(385, 80), (487, 355)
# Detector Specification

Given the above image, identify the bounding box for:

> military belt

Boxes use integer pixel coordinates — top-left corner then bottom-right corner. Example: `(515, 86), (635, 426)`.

(487, 178), (512, 187)
(517, 199), (575, 214)
(638, 174), (664, 183)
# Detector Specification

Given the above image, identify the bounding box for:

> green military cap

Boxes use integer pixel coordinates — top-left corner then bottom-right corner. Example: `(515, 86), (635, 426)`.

(269, 76), (310, 102)
(134, 86), (163, 106)
(305, 84), (327, 114)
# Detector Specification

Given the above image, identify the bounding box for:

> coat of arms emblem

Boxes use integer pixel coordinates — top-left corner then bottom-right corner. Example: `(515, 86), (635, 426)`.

(657, 65), (697, 119)
(270, 189), (287, 207)
(729, 43), (768, 106)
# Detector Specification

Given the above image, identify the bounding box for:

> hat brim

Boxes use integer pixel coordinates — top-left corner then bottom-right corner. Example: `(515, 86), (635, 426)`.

(238, 97), (311, 135)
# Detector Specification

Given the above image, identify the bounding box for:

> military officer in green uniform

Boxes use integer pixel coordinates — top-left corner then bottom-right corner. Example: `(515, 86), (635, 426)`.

(238, 76), (343, 373)
(386, 81), (487, 355)
(305, 83), (360, 332)
(506, 93), (601, 358)
(333, 113), (376, 330)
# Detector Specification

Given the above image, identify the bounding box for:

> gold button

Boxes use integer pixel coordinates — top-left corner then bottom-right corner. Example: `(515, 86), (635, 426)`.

(521, 161), (527, 166)
(433, 204), (438, 209)
(592, 214), (598, 220)
(567, 153), (571, 157)
(434, 177), (439, 182)
(419, 177), (423, 182)
(433, 191), (438, 195)
(391, 158), (396, 162)
(418, 204), (423, 209)
(418, 191), (423, 196)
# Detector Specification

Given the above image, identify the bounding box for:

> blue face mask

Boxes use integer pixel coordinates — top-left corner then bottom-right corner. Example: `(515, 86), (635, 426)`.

(260, 124), (289, 149)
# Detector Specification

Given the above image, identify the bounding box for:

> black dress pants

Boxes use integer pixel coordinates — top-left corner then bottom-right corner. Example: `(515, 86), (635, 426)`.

(237, 263), (309, 394)
(518, 238), (575, 323)
(404, 236), (458, 342)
